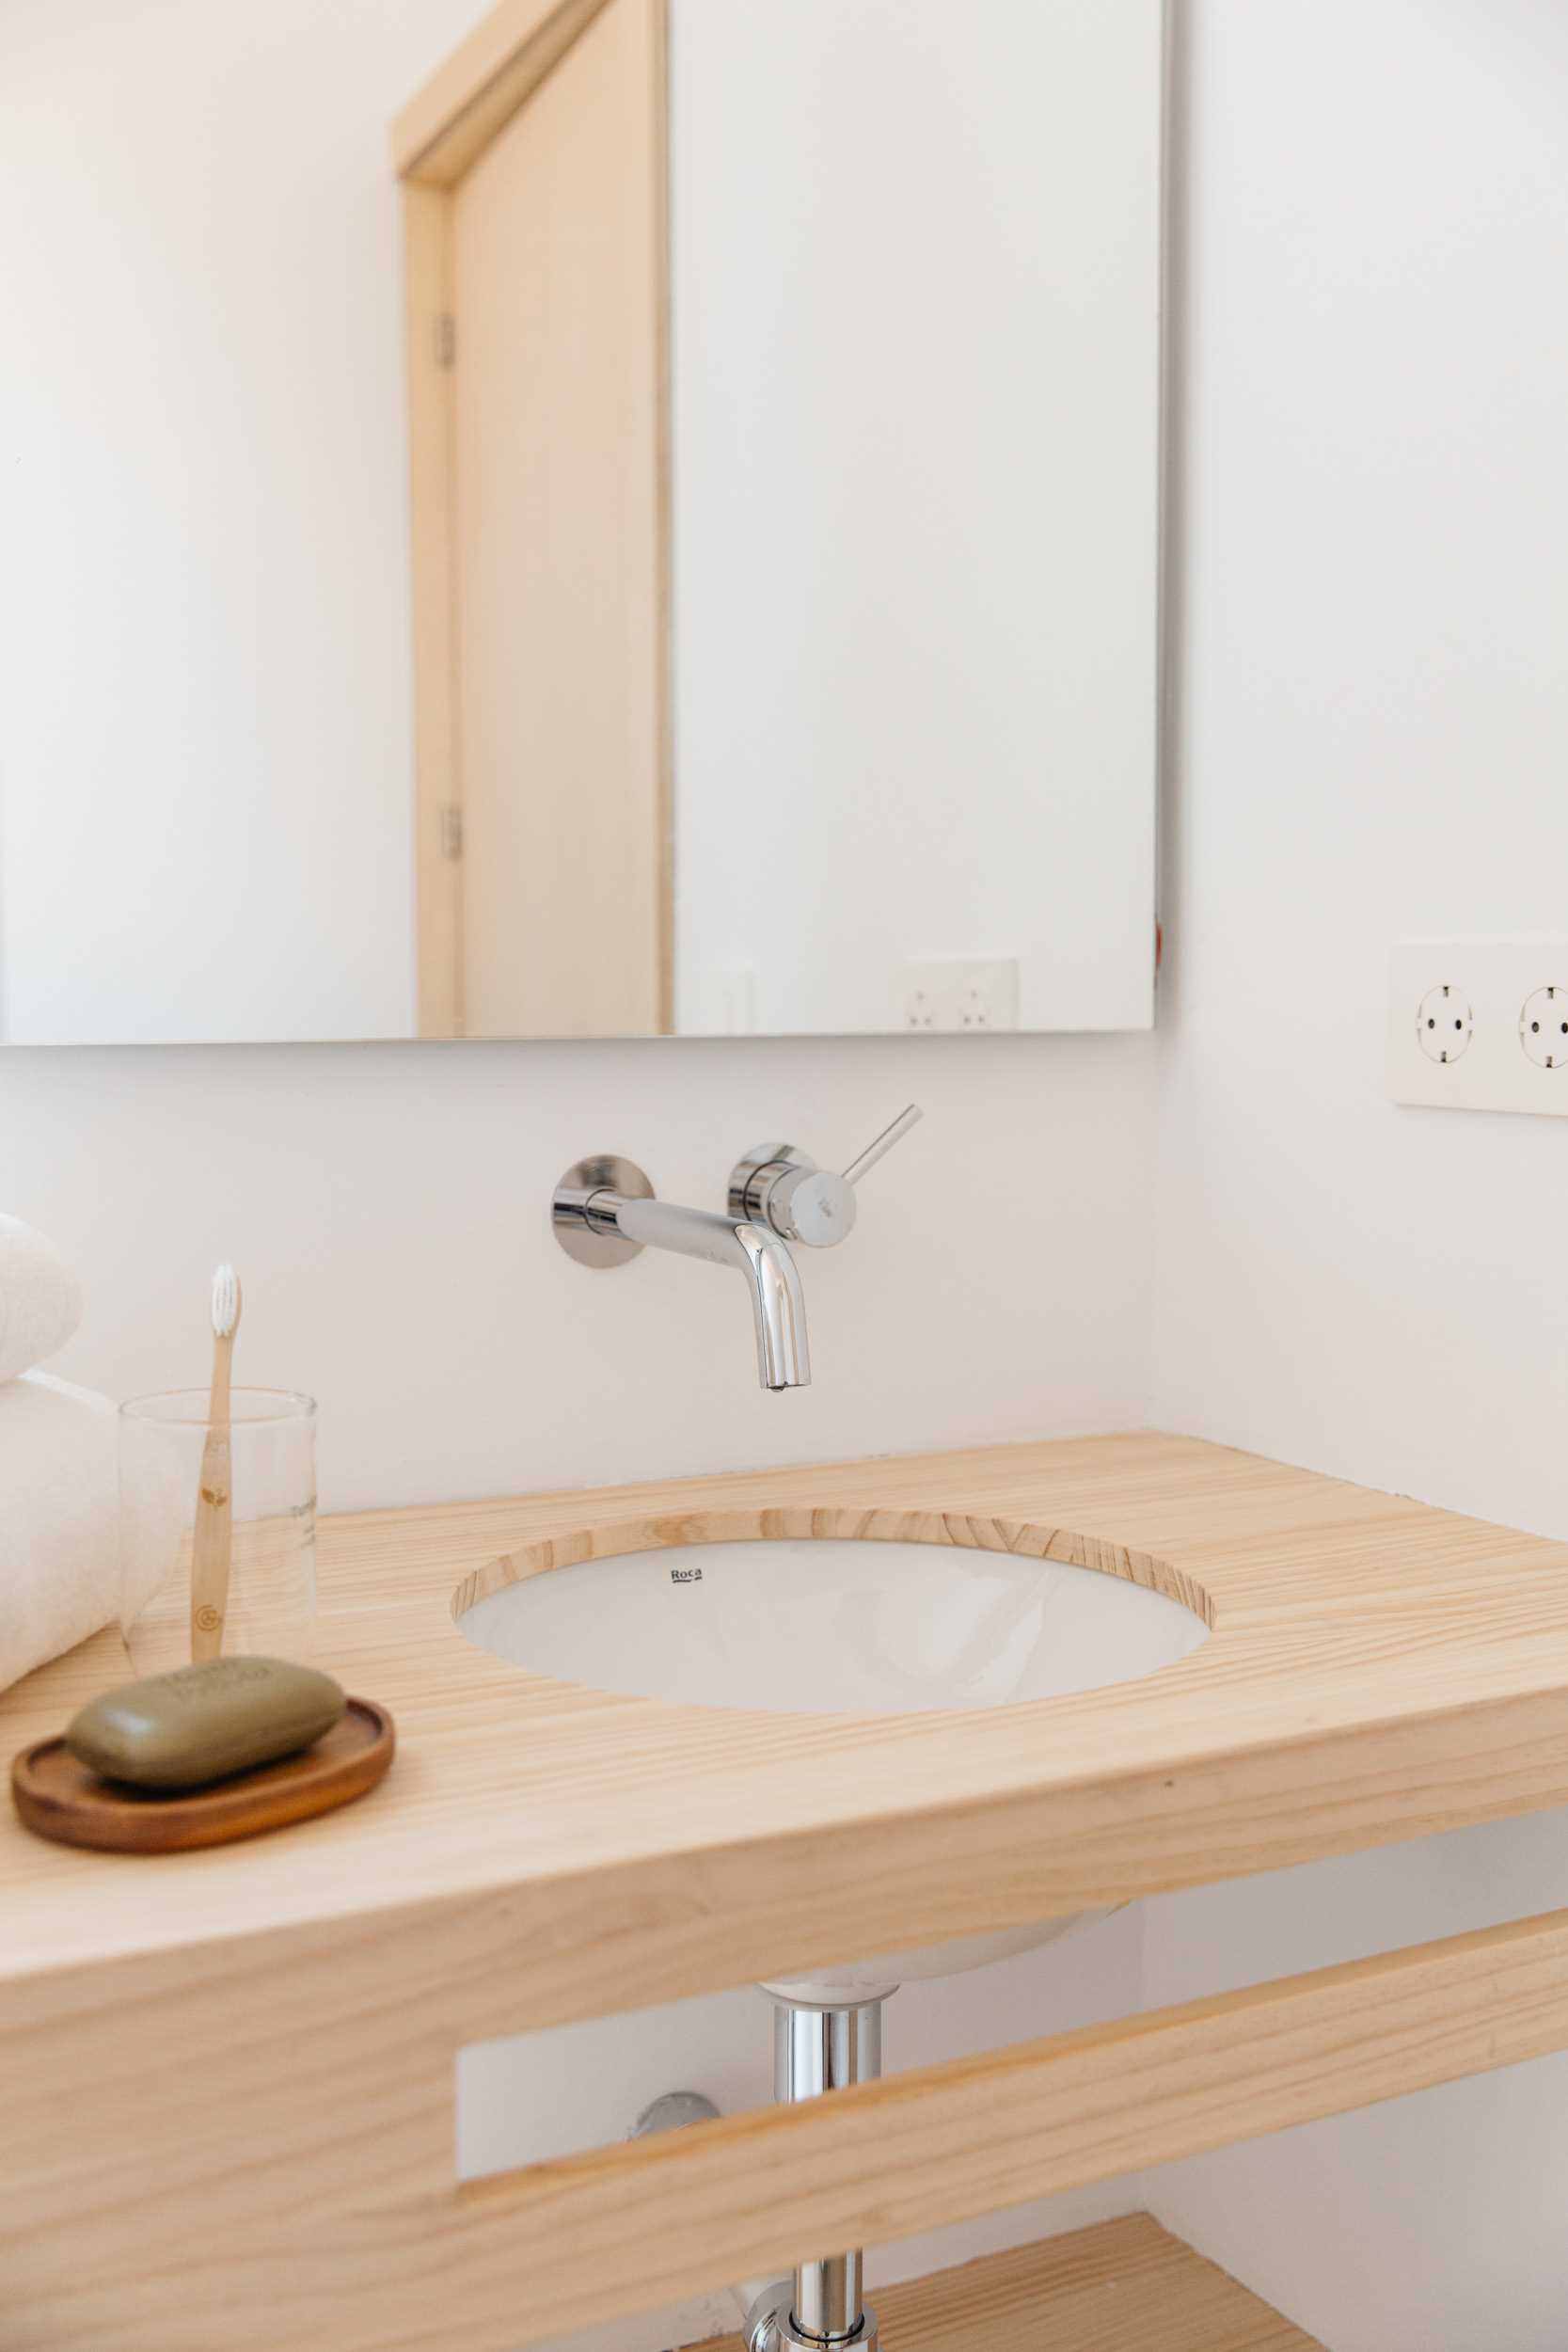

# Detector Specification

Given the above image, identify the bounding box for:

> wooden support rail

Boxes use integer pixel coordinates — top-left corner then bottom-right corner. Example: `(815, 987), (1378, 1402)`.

(434, 1902), (1568, 2346)
(16, 1904), (1568, 2350)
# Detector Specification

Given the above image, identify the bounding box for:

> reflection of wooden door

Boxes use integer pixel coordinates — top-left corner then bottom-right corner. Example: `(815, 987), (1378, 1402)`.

(399, 0), (670, 1039)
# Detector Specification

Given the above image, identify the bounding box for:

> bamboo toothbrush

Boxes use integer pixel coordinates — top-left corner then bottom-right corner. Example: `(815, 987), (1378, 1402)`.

(190, 1263), (242, 1662)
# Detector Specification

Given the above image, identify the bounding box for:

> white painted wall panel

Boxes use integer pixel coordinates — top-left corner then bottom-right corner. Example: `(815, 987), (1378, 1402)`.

(672, 0), (1163, 1036)
(1149, 5), (1568, 2341)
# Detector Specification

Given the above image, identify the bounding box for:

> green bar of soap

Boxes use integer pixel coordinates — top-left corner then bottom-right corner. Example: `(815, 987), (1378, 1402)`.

(66, 1657), (346, 1790)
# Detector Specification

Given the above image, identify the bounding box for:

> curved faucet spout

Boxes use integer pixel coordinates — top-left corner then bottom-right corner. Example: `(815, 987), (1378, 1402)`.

(588, 1195), (811, 1391)
(731, 1221), (811, 1391)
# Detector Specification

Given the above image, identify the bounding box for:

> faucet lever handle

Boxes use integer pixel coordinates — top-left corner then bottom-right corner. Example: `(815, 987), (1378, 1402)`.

(841, 1104), (924, 1188)
(728, 1105), (923, 1250)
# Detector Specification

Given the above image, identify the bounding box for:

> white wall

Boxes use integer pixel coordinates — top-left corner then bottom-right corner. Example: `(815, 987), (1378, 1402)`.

(672, 0), (1162, 1037)
(1148, 3), (1568, 2343)
(5, 1034), (1155, 1511)
(0, 0), (508, 1041)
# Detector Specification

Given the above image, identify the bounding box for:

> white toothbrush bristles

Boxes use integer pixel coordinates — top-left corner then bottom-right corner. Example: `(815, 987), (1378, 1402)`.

(211, 1263), (242, 1339)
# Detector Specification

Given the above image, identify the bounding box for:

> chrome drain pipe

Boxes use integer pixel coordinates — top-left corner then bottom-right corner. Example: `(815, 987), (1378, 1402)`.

(633, 1991), (892, 2352)
(775, 2000), (880, 2344)
(742, 1995), (886, 2352)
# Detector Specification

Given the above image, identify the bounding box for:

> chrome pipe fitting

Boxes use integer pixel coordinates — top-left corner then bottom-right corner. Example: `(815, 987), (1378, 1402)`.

(630, 2002), (890, 2352)
(745, 2287), (880, 2352)
(628, 2090), (721, 2139)
(744, 1996), (886, 2352)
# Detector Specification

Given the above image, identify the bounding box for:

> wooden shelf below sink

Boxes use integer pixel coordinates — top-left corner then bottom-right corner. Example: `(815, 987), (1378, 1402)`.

(692, 2217), (1324, 2352)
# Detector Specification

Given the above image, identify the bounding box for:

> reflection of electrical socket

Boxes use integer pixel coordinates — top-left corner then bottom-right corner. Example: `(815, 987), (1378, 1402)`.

(689, 967), (756, 1035)
(1390, 940), (1568, 1116)
(903, 960), (1019, 1032)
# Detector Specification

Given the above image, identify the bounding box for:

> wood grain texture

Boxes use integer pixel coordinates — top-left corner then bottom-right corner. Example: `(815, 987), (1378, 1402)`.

(189, 1303), (238, 1658)
(8, 1432), (1568, 2007)
(691, 2216), (1323, 2352)
(434, 1901), (1568, 2344)
(10, 1700), (393, 1854)
(399, 0), (671, 1038)
(451, 1501), (1215, 1619)
(449, 0), (668, 1038)
(393, 0), (615, 186)
(648, 0), (673, 1034)
(404, 180), (465, 1038)
(8, 1891), (1557, 2346)
(6, 1434), (1568, 2344)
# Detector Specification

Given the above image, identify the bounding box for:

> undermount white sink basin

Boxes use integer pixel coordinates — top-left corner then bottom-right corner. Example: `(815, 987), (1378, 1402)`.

(459, 1534), (1209, 2003)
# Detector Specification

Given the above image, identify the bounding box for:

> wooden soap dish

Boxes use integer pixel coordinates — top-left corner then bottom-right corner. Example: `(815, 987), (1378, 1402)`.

(11, 1697), (395, 1854)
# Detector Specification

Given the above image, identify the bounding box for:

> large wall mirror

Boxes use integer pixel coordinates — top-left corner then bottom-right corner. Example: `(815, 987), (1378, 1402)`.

(1, 0), (1164, 1044)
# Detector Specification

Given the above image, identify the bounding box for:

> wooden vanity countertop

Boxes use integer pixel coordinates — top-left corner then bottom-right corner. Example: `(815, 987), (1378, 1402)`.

(5, 1429), (1568, 2028)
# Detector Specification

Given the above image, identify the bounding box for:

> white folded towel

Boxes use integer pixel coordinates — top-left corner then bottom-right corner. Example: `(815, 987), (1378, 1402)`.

(0, 1372), (119, 1694)
(0, 1214), (83, 1382)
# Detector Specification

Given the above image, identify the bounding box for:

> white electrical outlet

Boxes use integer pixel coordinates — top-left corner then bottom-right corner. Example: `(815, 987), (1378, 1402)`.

(902, 959), (1019, 1032)
(1415, 981), (1473, 1065)
(1519, 984), (1568, 1072)
(1389, 940), (1568, 1115)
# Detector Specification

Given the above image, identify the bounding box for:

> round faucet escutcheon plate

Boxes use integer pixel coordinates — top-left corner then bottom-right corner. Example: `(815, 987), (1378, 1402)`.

(551, 1154), (656, 1268)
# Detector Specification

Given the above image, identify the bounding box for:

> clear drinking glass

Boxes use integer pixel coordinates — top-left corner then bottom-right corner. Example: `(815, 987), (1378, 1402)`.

(119, 1389), (318, 1677)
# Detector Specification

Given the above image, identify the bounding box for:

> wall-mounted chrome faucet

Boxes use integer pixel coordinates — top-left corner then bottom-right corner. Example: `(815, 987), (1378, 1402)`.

(551, 1107), (923, 1393)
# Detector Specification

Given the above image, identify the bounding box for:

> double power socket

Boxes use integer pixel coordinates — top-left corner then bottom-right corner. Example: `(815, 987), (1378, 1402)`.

(903, 958), (1019, 1032)
(1388, 939), (1568, 1117)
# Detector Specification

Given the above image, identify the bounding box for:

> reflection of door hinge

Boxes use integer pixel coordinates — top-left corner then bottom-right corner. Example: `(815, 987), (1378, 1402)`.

(440, 803), (464, 860)
(435, 311), (456, 369)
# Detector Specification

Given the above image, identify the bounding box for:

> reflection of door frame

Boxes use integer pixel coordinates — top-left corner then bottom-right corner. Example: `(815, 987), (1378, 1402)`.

(393, 0), (672, 1038)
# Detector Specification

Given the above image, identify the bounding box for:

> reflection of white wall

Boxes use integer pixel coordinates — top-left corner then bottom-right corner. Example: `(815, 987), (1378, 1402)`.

(1, 0), (1160, 1044)
(672, 0), (1163, 1036)
(0, 0), (487, 1042)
